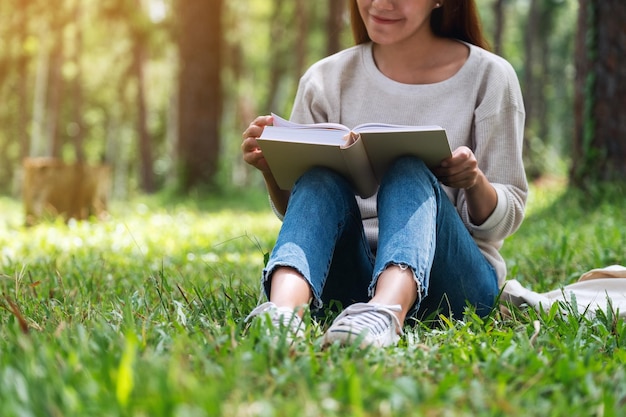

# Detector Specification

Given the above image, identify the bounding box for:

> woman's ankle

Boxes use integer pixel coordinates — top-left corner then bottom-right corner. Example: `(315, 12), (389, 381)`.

(269, 267), (312, 313)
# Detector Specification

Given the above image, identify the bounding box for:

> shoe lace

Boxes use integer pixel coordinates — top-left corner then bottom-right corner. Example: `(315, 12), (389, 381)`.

(333, 303), (403, 336)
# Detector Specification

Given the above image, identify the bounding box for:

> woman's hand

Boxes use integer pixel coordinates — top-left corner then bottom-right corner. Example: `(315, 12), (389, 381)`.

(241, 115), (291, 215)
(433, 146), (481, 190)
(241, 115), (273, 173)
(434, 146), (497, 225)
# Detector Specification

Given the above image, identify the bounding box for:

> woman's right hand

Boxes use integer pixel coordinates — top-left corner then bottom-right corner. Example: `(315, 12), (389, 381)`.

(241, 115), (273, 174)
(241, 114), (290, 215)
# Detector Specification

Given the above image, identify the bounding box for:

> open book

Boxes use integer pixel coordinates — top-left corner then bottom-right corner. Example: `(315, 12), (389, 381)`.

(257, 114), (452, 198)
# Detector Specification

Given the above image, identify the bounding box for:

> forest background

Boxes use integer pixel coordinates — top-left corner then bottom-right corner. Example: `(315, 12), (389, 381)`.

(0, 0), (623, 201)
(0, 3), (625, 414)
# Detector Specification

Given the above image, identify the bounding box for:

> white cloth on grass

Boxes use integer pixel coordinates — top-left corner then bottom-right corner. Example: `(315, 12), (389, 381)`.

(500, 265), (626, 318)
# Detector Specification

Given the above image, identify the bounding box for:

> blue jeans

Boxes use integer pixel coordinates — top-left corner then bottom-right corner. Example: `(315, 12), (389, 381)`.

(262, 157), (498, 320)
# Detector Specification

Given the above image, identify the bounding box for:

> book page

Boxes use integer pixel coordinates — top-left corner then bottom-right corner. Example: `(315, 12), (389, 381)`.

(260, 126), (347, 146)
(271, 113), (350, 132)
(354, 123), (444, 133)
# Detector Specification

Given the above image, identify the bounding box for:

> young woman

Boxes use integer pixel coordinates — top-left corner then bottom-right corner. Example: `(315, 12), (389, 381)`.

(242, 0), (527, 347)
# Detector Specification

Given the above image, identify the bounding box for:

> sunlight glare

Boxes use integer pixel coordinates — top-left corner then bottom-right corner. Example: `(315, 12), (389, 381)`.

(148, 0), (167, 23)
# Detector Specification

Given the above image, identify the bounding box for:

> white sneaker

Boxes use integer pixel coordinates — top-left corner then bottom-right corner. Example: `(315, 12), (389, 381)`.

(246, 302), (305, 341)
(322, 303), (403, 348)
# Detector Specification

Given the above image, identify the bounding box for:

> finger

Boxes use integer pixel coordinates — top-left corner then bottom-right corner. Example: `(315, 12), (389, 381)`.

(452, 146), (473, 159)
(445, 170), (478, 189)
(242, 145), (262, 165)
(242, 115), (272, 139)
(242, 125), (261, 140)
(241, 136), (260, 153)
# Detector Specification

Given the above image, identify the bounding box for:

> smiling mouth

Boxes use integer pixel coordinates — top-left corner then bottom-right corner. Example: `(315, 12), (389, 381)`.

(370, 14), (402, 24)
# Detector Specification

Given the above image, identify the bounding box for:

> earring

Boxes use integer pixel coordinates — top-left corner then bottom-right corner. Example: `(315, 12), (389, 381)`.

(436, 2), (442, 7)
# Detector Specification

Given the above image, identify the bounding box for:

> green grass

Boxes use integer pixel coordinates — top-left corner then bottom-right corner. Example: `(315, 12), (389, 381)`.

(1, 181), (625, 417)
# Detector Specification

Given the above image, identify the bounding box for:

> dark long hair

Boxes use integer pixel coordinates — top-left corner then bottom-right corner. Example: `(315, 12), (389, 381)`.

(349, 0), (490, 50)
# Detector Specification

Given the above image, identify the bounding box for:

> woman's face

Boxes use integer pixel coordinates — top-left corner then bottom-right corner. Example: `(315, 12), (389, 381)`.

(356, 0), (438, 46)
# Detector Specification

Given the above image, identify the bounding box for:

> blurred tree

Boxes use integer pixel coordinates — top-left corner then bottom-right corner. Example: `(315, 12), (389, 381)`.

(522, 0), (567, 179)
(176, 0), (223, 191)
(221, 2), (253, 187)
(295, 0), (309, 79)
(100, 0), (157, 191)
(0, 0), (586, 196)
(46, 2), (65, 158)
(326, 0), (345, 56)
(263, 0), (290, 113)
(69, 0), (86, 163)
(572, 0), (626, 185)
(491, 0), (506, 56)
(130, 0), (155, 192)
(16, 0), (32, 161)
(30, 13), (50, 158)
(0, 0), (32, 187)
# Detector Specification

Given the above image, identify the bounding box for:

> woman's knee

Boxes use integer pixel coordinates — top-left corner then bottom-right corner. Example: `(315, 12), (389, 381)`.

(379, 157), (438, 201)
(294, 167), (353, 198)
(385, 156), (436, 185)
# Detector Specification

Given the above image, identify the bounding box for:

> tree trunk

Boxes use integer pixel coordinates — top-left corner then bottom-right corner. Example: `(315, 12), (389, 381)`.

(17, 0), (30, 160)
(176, 0), (223, 191)
(132, 0), (155, 192)
(295, 0), (308, 78)
(47, 7), (65, 159)
(71, 1), (86, 163)
(326, 0), (344, 56)
(263, 0), (287, 112)
(522, 0), (540, 179)
(538, 18), (550, 146)
(30, 28), (50, 158)
(571, 0), (626, 185)
(134, 39), (155, 192)
(492, 0), (505, 56)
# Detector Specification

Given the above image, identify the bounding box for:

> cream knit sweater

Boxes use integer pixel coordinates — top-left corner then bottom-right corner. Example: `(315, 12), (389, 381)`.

(282, 42), (528, 286)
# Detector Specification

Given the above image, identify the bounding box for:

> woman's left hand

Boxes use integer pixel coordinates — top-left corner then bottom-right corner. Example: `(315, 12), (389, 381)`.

(434, 146), (498, 224)
(432, 146), (481, 190)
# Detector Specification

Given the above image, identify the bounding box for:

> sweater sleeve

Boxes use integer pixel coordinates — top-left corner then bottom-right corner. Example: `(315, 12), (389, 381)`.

(457, 58), (528, 242)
